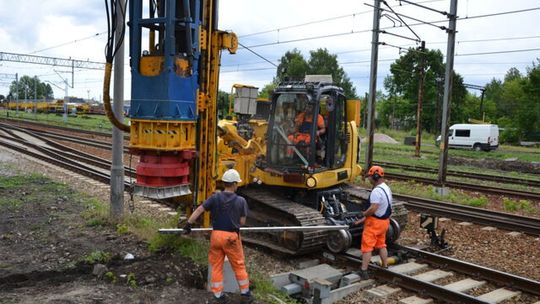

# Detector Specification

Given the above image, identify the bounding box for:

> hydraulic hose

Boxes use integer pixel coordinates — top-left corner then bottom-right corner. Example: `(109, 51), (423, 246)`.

(103, 62), (130, 132)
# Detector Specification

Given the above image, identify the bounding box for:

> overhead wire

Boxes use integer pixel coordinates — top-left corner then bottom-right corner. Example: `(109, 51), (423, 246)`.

(29, 32), (107, 55)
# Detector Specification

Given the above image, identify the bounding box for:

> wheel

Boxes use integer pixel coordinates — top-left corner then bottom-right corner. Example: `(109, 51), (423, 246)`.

(473, 143), (482, 151)
(326, 229), (352, 253)
(385, 218), (401, 245)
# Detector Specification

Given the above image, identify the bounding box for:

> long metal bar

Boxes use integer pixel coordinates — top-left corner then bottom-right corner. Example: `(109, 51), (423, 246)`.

(159, 225), (350, 234)
(437, 0), (458, 185)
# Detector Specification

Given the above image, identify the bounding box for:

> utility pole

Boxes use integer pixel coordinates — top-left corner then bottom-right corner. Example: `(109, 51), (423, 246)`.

(15, 73), (19, 116)
(63, 79), (68, 123)
(437, 0), (458, 191)
(415, 41), (426, 157)
(110, 0), (126, 219)
(365, 0), (382, 174)
(34, 76), (37, 117)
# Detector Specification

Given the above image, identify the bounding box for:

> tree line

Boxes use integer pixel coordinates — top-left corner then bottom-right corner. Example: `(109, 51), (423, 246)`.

(1, 76), (54, 102)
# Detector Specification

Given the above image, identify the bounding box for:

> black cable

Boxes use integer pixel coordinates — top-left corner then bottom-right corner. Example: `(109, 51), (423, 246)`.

(456, 48), (540, 57)
(104, 0), (128, 63)
(237, 42), (278, 68)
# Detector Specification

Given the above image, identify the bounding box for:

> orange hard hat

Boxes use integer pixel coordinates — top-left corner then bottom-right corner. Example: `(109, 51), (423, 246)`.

(367, 165), (384, 178)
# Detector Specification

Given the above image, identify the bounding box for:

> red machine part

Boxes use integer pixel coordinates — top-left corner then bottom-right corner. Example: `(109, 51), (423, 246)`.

(135, 150), (195, 187)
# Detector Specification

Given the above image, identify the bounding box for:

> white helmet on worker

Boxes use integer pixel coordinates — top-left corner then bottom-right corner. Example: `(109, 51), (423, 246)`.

(222, 169), (242, 183)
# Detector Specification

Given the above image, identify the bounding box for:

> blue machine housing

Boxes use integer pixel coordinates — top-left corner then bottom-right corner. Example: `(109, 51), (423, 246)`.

(129, 0), (201, 121)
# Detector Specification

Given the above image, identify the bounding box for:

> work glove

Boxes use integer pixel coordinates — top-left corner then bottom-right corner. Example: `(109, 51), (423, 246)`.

(183, 222), (192, 235)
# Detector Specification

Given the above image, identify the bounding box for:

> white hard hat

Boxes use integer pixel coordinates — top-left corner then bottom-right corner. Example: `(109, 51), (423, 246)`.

(222, 169), (242, 183)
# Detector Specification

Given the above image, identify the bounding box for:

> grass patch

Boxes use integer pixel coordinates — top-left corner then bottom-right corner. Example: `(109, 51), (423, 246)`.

(249, 271), (297, 304)
(83, 250), (112, 264)
(0, 173), (49, 188)
(503, 198), (535, 213)
(463, 196), (488, 208)
(2, 110), (128, 133)
(0, 173), (73, 209)
(81, 197), (110, 227)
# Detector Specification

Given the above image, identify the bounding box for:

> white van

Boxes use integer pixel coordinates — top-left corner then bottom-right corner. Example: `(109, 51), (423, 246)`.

(437, 124), (499, 151)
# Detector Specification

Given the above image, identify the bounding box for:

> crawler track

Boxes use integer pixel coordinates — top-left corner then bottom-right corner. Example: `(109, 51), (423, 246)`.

(239, 187), (328, 255)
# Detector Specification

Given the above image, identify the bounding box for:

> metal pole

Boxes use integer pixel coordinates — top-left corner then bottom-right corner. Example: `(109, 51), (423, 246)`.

(415, 41), (426, 158)
(479, 89), (485, 119)
(63, 80), (68, 123)
(15, 73), (18, 117)
(159, 225), (351, 234)
(110, 0), (126, 219)
(34, 76), (37, 118)
(437, 0), (458, 187)
(365, 0), (381, 174)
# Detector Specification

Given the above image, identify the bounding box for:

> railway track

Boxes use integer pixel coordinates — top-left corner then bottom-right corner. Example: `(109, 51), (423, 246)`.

(0, 128), (135, 189)
(2, 122), (539, 237)
(344, 186), (540, 236)
(0, 122), (126, 151)
(385, 172), (540, 201)
(377, 161), (540, 188)
(335, 245), (540, 303)
(2, 121), (540, 303)
(0, 118), (119, 138)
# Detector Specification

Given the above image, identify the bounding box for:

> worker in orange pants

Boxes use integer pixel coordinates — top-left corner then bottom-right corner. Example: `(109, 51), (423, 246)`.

(183, 169), (252, 303)
(354, 166), (393, 280)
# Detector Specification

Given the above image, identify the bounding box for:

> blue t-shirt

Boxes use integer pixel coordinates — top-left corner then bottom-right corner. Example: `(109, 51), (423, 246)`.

(202, 192), (248, 232)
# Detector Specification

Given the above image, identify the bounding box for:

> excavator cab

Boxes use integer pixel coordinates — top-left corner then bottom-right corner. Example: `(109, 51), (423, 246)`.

(266, 81), (348, 173)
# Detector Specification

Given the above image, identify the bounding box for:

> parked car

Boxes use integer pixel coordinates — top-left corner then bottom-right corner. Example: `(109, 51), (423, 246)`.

(436, 124), (499, 151)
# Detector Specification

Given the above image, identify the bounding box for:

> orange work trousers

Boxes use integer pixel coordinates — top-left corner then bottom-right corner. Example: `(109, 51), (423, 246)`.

(209, 230), (249, 296)
(361, 217), (390, 253)
(287, 133), (311, 156)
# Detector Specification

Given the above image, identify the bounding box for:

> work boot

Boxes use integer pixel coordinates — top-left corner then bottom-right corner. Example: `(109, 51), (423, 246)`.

(359, 270), (370, 280)
(240, 291), (253, 304)
(212, 294), (229, 304)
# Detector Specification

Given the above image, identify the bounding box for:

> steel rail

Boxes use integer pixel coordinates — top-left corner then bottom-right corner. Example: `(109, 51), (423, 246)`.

(340, 246), (540, 303)
(0, 118), (117, 138)
(341, 252), (488, 303)
(386, 172), (540, 201)
(397, 245), (540, 297)
(0, 128), (136, 177)
(345, 185), (540, 236)
(395, 193), (540, 236)
(377, 161), (540, 188)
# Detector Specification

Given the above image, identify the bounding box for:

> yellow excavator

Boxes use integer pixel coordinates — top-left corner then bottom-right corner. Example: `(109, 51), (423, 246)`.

(104, 0), (406, 255)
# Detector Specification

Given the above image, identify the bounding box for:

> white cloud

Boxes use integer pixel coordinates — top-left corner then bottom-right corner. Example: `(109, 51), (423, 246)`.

(1, 0), (539, 99)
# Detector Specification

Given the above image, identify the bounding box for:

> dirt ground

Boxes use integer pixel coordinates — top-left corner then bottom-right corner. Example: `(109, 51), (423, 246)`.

(0, 151), (248, 304)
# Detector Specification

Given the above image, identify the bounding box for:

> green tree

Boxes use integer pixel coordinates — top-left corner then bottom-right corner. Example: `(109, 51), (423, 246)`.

(517, 62), (540, 140)
(276, 49), (308, 82)
(504, 67), (522, 82)
(383, 47), (466, 133)
(9, 76), (53, 100)
(273, 48), (358, 99)
(308, 48), (357, 99)
(217, 90), (230, 118)
(259, 83), (277, 99)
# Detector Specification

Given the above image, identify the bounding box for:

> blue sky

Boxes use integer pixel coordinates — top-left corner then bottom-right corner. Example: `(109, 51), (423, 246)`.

(1, 0), (539, 100)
